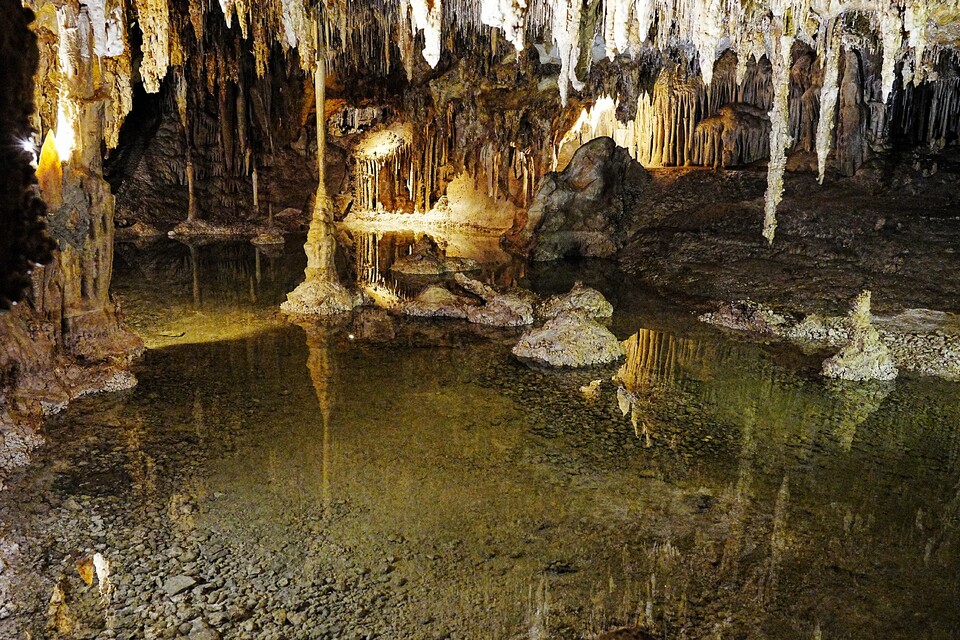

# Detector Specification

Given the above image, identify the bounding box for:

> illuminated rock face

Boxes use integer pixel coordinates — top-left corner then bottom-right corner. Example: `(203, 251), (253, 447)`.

(1, 3), (141, 477)
(508, 137), (651, 261)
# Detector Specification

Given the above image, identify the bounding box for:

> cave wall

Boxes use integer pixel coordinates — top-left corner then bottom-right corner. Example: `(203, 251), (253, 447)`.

(94, 1), (960, 246)
(0, 1), (142, 478)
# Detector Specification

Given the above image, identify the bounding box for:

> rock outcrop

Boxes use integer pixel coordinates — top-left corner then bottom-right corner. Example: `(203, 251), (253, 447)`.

(454, 274), (535, 327)
(512, 312), (624, 367)
(505, 137), (651, 261)
(536, 282), (614, 321)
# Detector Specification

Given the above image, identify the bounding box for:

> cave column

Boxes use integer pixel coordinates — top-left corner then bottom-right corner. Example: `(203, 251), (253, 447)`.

(280, 14), (358, 316)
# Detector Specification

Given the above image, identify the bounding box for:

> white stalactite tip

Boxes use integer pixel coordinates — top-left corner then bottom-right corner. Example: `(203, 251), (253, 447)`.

(408, 0), (443, 68)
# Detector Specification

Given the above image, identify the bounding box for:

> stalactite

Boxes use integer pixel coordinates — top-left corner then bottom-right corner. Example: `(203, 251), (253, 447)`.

(816, 24), (841, 184)
(878, 4), (903, 103)
(552, 0), (584, 105)
(762, 22), (795, 245)
(481, 0), (527, 51)
(407, 0), (443, 68)
(134, 0), (171, 93)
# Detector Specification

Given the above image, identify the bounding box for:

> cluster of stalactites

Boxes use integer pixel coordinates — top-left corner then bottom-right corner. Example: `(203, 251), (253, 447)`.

(558, 54), (774, 168)
(353, 122), (454, 214)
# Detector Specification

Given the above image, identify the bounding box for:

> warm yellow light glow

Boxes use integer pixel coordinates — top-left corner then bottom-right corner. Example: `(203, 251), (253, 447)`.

(356, 128), (411, 161)
(36, 130), (63, 209)
(555, 94), (633, 169)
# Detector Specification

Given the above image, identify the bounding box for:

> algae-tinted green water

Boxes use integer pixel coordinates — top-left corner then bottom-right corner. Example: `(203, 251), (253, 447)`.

(3, 237), (960, 639)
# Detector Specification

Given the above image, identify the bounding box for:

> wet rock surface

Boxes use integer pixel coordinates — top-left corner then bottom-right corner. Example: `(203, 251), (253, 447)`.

(536, 281), (614, 321)
(454, 273), (535, 327)
(619, 148), (960, 315)
(512, 312), (625, 367)
(700, 292), (960, 380)
(821, 292), (898, 382)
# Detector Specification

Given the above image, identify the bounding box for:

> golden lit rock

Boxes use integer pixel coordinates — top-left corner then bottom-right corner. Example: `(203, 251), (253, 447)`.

(36, 130), (62, 210)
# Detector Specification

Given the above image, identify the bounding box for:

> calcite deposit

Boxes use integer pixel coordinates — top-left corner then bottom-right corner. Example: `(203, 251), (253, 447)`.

(821, 291), (899, 382)
(512, 312), (624, 367)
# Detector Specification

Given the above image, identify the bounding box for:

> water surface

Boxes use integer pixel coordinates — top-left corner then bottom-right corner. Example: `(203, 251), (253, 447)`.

(3, 236), (960, 639)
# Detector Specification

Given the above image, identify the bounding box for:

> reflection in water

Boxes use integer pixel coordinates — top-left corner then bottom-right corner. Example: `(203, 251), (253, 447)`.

(824, 381), (892, 451)
(615, 328), (709, 445)
(189, 243), (200, 307)
(343, 227), (521, 294)
(5, 240), (960, 639)
(297, 319), (336, 516)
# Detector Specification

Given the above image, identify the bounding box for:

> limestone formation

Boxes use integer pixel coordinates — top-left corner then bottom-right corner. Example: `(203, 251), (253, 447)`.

(512, 312), (624, 367)
(1, 2), (142, 478)
(454, 274), (535, 327)
(536, 282), (613, 321)
(822, 291), (898, 382)
(506, 137), (651, 261)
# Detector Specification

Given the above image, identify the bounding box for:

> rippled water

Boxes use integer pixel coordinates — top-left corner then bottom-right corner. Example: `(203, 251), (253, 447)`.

(3, 235), (960, 639)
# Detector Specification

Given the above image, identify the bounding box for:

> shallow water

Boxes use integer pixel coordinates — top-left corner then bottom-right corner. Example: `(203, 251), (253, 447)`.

(3, 236), (960, 639)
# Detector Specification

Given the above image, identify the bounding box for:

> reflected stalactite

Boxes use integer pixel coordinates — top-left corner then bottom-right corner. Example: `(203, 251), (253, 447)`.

(824, 381), (893, 452)
(614, 328), (709, 445)
(189, 243), (201, 307)
(123, 414), (157, 502)
(757, 475), (791, 605)
(192, 388), (207, 449)
(719, 401), (757, 578)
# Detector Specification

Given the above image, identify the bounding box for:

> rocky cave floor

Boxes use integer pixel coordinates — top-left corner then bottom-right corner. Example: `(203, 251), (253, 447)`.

(620, 147), (960, 316)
